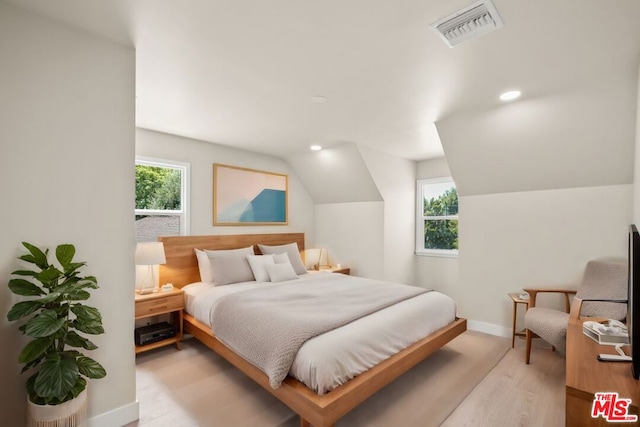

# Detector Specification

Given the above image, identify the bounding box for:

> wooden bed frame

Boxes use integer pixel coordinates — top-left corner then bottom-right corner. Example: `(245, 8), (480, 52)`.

(158, 233), (467, 427)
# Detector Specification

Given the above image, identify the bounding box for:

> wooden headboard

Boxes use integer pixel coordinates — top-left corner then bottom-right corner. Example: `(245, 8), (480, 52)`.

(158, 233), (305, 288)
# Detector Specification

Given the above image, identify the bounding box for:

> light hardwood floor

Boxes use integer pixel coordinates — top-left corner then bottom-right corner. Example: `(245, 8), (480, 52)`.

(129, 333), (564, 427)
(441, 339), (565, 426)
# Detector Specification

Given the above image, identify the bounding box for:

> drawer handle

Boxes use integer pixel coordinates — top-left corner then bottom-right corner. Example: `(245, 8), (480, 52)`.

(151, 299), (176, 306)
(150, 301), (170, 307)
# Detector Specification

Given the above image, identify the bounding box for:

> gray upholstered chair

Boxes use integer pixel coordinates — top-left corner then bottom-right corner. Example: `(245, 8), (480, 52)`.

(523, 259), (628, 364)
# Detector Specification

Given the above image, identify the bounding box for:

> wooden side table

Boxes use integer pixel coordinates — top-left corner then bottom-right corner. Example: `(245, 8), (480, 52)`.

(134, 287), (184, 354)
(325, 266), (350, 275)
(311, 266), (351, 275)
(508, 292), (530, 348)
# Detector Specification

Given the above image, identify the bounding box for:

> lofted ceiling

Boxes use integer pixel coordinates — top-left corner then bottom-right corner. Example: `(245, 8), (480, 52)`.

(3, 0), (640, 169)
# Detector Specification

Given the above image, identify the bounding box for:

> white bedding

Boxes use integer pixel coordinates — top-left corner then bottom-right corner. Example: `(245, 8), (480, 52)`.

(183, 272), (457, 395)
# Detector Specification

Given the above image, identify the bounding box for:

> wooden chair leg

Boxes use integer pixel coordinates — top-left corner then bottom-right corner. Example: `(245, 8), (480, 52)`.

(525, 328), (532, 364)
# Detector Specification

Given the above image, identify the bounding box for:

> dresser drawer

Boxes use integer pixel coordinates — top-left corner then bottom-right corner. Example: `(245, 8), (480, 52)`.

(135, 294), (183, 318)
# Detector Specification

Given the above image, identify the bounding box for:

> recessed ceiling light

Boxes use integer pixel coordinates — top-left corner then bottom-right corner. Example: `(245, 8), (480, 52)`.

(499, 90), (521, 101)
(310, 145), (322, 151)
(310, 96), (327, 103)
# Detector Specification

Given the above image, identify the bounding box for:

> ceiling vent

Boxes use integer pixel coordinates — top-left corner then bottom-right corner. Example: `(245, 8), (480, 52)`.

(430, 0), (504, 48)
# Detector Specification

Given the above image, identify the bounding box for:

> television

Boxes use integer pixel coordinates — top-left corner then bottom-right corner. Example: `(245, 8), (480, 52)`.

(628, 224), (640, 379)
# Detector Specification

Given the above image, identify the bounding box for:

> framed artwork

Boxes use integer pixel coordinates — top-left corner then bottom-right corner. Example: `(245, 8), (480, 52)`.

(213, 164), (288, 225)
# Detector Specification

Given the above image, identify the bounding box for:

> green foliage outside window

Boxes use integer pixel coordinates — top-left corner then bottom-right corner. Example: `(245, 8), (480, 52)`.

(424, 219), (458, 250)
(424, 188), (458, 216)
(424, 188), (458, 250)
(135, 165), (181, 210)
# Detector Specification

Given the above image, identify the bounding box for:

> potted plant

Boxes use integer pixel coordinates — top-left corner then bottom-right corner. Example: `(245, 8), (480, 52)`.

(6, 242), (106, 426)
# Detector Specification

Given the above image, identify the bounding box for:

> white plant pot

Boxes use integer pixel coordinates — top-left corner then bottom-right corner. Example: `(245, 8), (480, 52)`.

(26, 388), (87, 427)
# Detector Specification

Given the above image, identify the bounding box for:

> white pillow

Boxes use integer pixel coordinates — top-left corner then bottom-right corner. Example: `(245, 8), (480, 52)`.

(246, 254), (275, 282)
(205, 246), (255, 286)
(273, 252), (290, 264)
(194, 249), (214, 282)
(266, 262), (299, 283)
(258, 243), (307, 275)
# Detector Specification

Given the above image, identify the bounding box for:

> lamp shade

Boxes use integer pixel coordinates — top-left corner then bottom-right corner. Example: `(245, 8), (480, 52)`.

(135, 242), (166, 266)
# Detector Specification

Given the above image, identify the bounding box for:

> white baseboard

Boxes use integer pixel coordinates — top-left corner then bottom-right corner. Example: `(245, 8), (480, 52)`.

(467, 319), (511, 338)
(88, 400), (139, 427)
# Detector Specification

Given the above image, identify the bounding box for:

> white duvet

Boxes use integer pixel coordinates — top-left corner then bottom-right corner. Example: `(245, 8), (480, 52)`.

(183, 272), (456, 395)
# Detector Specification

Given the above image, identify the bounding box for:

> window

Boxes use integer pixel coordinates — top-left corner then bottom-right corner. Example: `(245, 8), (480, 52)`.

(416, 177), (458, 257)
(135, 157), (190, 243)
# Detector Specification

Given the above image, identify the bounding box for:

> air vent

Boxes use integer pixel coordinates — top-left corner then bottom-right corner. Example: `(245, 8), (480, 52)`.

(431, 0), (504, 48)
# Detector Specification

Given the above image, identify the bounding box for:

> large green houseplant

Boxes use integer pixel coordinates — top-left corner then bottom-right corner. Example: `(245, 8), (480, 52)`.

(7, 242), (106, 409)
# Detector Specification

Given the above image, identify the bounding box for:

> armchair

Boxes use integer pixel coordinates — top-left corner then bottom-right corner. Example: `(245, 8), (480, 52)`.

(523, 259), (627, 364)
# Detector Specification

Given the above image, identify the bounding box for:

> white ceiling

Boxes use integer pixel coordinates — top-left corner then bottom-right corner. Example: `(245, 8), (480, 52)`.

(4, 0), (640, 162)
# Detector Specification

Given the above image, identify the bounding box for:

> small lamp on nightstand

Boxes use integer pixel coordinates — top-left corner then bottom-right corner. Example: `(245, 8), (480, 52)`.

(310, 247), (330, 271)
(135, 242), (166, 294)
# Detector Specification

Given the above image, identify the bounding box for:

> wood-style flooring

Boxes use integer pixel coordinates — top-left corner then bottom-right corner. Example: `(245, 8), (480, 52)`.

(442, 339), (565, 426)
(128, 333), (564, 427)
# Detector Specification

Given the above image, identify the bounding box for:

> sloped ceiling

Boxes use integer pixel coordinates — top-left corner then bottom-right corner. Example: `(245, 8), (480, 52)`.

(286, 143), (382, 204)
(438, 81), (638, 196)
(432, 1), (640, 196)
(3, 0), (640, 197)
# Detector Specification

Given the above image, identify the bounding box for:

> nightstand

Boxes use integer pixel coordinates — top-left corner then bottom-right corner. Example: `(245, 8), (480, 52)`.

(317, 266), (350, 275)
(134, 288), (184, 354)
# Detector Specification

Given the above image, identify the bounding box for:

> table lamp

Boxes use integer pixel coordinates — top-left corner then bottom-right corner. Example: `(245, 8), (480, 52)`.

(311, 247), (330, 271)
(135, 242), (166, 294)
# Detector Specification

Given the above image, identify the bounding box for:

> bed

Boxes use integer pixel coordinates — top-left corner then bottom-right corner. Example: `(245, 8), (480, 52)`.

(159, 233), (467, 427)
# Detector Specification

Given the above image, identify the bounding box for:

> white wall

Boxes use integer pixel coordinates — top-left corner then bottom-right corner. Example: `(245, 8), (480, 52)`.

(136, 128), (315, 240)
(310, 145), (415, 283)
(415, 158), (459, 293)
(0, 4), (136, 426)
(416, 156), (632, 336)
(358, 146), (416, 284)
(285, 143), (384, 276)
(459, 185), (631, 336)
(316, 202), (384, 278)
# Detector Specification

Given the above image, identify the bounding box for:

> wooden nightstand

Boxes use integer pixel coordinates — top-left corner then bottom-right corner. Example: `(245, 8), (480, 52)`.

(317, 266), (350, 275)
(134, 288), (184, 354)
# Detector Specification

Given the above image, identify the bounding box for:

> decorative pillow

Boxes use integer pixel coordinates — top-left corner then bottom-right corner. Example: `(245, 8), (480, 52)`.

(246, 254), (276, 282)
(266, 262), (299, 283)
(205, 246), (255, 286)
(273, 252), (290, 264)
(258, 243), (306, 275)
(194, 248), (214, 282)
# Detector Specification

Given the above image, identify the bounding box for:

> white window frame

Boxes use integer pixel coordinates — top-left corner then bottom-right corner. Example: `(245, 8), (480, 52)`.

(415, 177), (458, 258)
(135, 156), (190, 236)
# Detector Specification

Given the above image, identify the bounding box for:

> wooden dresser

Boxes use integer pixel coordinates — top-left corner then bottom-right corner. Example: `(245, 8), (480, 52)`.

(565, 318), (639, 426)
